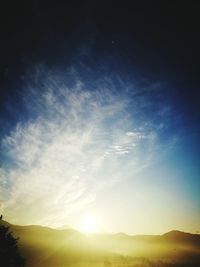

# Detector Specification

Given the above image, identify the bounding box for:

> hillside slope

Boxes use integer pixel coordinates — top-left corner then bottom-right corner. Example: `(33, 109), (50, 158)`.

(1, 220), (200, 267)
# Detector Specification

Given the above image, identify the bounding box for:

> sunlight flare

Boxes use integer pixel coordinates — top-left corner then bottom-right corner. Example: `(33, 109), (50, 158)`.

(79, 214), (100, 233)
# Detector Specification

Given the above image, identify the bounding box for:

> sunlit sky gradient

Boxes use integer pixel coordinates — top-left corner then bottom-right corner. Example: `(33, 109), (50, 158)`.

(0, 66), (199, 234)
(0, 2), (200, 235)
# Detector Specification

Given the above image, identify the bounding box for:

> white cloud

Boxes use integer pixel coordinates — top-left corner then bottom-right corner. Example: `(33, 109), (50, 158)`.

(0, 68), (173, 227)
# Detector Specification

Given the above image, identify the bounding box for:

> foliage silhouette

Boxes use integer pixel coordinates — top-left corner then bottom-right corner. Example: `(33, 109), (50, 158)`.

(0, 215), (25, 267)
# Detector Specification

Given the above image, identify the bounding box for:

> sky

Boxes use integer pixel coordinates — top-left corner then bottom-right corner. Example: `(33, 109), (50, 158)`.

(0, 1), (199, 235)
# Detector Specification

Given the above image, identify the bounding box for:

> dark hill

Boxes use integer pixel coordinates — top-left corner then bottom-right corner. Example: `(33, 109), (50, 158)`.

(162, 230), (200, 245)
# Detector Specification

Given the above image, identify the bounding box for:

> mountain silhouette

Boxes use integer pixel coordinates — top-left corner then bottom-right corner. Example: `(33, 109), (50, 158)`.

(1, 220), (200, 267)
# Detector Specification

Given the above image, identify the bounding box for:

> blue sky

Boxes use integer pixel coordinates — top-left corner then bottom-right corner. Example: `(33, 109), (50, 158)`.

(0, 64), (199, 234)
(0, 2), (199, 234)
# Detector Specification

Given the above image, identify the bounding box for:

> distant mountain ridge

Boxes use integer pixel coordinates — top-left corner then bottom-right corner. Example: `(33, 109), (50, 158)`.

(1, 219), (200, 267)
(1, 219), (200, 244)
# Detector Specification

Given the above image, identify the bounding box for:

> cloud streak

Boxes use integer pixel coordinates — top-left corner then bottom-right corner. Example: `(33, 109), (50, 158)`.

(0, 67), (174, 227)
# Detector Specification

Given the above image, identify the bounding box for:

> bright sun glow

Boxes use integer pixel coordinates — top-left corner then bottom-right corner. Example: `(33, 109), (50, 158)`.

(79, 214), (99, 233)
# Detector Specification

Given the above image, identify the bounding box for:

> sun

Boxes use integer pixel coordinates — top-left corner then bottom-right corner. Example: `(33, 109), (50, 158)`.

(80, 214), (99, 234)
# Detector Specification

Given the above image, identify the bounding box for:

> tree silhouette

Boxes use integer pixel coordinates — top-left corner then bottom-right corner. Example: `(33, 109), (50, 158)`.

(0, 215), (25, 267)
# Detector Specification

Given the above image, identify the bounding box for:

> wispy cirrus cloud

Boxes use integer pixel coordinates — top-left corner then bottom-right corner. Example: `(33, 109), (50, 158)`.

(0, 67), (174, 227)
